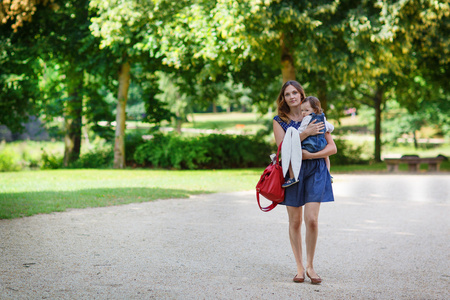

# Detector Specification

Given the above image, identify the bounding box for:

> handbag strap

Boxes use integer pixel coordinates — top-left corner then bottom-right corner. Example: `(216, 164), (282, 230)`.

(275, 141), (282, 163)
(256, 142), (283, 212)
(256, 192), (278, 212)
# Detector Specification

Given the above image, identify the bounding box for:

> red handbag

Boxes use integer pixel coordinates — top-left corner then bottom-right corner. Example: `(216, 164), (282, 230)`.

(256, 142), (285, 212)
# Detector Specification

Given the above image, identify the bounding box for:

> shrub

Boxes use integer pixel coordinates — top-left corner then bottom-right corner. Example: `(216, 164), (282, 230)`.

(125, 130), (145, 163)
(134, 133), (211, 169)
(22, 150), (41, 169)
(41, 150), (63, 169)
(70, 145), (114, 168)
(0, 148), (22, 171)
(134, 133), (273, 170)
(203, 134), (272, 169)
(134, 133), (170, 167)
(330, 138), (368, 165)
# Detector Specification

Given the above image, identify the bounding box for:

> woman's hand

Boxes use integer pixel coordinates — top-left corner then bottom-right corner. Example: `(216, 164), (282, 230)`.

(302, 149), (313, 160)
(305, 120), (325, 135)
(300, 120), (325, 141)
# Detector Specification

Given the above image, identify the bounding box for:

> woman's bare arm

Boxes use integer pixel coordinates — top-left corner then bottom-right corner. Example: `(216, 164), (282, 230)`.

(273, 120), (285, 147)
(302, 132), (337, 159)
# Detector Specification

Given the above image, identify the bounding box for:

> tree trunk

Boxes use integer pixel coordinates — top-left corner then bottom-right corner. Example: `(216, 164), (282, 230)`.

(63, 72), (83, 167)
(113, 61), (131, 169)
(175, 115), (182, 133)
(413, 130), (418, 149)
(374, 87), (383, 162)
(280, 33), (296, 83)
(212, 99), (217, 113)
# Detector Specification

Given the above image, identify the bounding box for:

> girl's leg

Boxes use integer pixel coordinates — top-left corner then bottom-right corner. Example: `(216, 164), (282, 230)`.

(325, 157), (332, 183)
(304, 202), (321, 278)
(286, 205), (305, 277)
(288, 163), (295, 179)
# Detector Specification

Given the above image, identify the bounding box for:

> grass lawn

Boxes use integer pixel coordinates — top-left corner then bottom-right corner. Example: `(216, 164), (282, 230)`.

(0, 169), (262, 219)
(127, 112), (271, 135)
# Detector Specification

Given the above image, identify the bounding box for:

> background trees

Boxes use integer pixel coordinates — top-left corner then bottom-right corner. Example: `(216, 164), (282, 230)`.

(88, 0), (191, 168)
(1, 0), (448, 168)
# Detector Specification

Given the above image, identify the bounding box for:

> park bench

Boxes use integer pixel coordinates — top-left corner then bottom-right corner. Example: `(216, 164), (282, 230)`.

(384, 155), (447, 172)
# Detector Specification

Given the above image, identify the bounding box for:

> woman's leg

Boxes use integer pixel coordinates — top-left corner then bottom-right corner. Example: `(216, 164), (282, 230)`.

(286, 205), (305, 276)
(304, 202), (321, 278)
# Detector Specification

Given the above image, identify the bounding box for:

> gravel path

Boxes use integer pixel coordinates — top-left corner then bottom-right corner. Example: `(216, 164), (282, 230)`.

(1, 174), (449, 299)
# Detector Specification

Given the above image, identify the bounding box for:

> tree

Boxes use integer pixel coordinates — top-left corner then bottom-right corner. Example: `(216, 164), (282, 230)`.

(0, 0), (57, 132)
(0, 32), (41, 132)
(89, 0), (161, 168)
(0, 0), (56, 31)
(342, 0), (450, 161)
(89, 0), (219, 168)
(38, 0), (113, 165)
(1, 0), (116, 165)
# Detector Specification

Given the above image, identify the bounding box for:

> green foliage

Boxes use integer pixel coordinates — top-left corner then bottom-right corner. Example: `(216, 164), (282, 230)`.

(125, 130), (145, 163)
(330, 138), (368, 165)
(84, 80), (116, 142)
(0, 148), (22, 172)
(134, 133), (273, 170)
(0, 36), (40, 132)
(41, 150), (63, 170)
(204, 134), (272, 169)
(154, 72), (193, 128)
(40, 141), (114, 169)
(2, 0), (448, 167)
(134, 133), (209, 169)
(70, 147), (114, 169)
(128, 66), (173, 125)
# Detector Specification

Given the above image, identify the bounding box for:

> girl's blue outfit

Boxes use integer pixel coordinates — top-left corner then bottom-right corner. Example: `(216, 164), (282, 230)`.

(274, 115), (334, 207)
(301, 113), (327, 153)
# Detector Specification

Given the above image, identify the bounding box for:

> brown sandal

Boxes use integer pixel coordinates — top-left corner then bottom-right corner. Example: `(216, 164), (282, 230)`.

(293, 272), (305, 283)
(306, 268), (322, 284)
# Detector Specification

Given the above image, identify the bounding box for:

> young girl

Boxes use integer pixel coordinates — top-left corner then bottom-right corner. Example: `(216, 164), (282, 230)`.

(282, 96), (333, 188)
(273, 80), (336, 284)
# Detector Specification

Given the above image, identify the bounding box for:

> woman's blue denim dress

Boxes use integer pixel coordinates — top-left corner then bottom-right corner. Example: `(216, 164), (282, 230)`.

(274, 115), (334, 207)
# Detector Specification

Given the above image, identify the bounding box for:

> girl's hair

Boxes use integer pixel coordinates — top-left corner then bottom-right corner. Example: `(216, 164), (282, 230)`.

(276, 80), (306, 122)
(302, 96), (323, 114)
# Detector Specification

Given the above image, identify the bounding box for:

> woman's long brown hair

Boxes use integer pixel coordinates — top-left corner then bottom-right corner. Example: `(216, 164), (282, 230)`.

(276, 80), (306, 123)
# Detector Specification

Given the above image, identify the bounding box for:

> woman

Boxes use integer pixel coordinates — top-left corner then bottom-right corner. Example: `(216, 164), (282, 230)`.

(273, 80), (337, 284)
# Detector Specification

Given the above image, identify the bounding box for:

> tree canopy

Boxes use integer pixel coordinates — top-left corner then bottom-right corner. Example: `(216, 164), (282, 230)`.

(1, 0), (448, 166)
